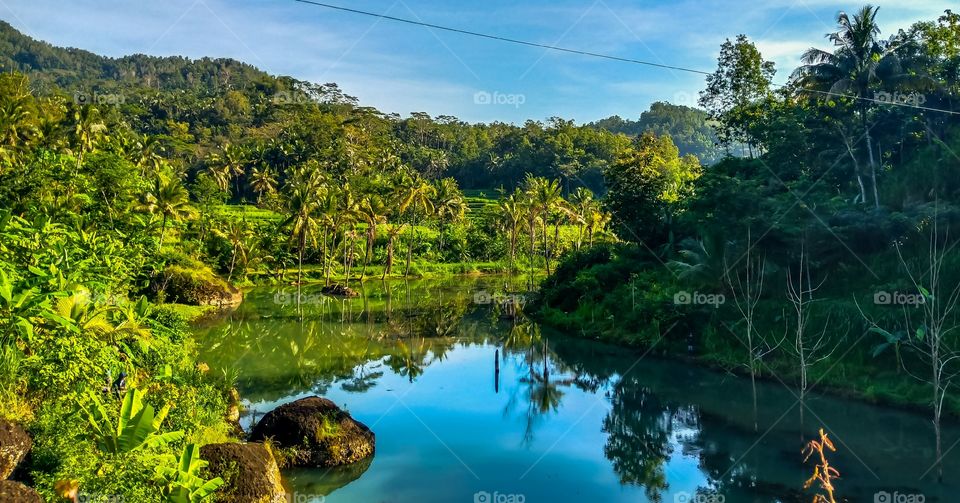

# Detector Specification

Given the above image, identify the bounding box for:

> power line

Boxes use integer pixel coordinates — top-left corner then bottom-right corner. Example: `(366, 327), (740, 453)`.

(293, 0), (709, 76)
(293, 0), (960, 115)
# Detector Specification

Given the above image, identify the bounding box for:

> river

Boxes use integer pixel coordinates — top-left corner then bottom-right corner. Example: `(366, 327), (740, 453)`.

(195, 277), (959, 502)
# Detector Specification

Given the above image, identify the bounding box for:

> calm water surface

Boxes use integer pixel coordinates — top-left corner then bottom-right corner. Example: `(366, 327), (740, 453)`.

(195, 278), (960, 502)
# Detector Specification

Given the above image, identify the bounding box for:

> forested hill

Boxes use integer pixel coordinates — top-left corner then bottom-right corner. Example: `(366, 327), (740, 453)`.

(0, 20), (715, 193)
(0, 20), (277, 94)
(589, 102), (723, 164)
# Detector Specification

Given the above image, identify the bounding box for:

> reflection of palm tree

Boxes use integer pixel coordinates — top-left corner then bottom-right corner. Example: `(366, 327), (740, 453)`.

(602, 376), (675, 501)
(388, 338), (426, 383)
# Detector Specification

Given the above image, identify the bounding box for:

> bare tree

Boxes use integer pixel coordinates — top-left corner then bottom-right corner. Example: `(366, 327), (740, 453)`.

(724, 228), (776, 430)
(860, 216), (960, 482)
(785, 243), (841, 431)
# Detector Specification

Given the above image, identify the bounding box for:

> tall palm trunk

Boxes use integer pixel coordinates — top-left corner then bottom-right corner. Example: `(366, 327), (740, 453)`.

(861, 108), (880, 208)
(322, 227), (330, 287)
(541, 220), (550, 275)
(158, 214), (168, 250)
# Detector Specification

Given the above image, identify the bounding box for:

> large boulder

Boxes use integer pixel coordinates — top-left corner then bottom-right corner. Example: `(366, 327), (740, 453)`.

(0, 420), (30, 480)
(199, 442), (286, 503)
(0, 481), (42, 502)
(249, 396), (375, 467)
(154, 265), (243, 307)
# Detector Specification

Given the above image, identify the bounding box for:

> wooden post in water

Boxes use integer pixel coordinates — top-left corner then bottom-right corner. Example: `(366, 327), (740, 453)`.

(494, 349), (500, 394)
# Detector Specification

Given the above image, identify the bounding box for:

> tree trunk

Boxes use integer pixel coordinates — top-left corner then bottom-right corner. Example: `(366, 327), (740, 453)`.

(863, 111), (880, 208)
(158, 214), (168, 250)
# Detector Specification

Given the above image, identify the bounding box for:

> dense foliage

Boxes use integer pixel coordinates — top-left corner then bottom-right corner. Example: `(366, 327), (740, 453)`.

(537, 7), (960, 481)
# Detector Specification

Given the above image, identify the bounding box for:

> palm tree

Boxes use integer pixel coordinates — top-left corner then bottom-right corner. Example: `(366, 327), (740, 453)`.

(525, 176), (563, 275)
(793, 5), (907, 208)
(248, 166), (278, 205)
(215, 218), (254, 281)
(585, 208), (611, 247)
(0, 75), (36, 170)
(357, 195), (387, 280)
(331, 183), (360, 281)
(144, 175), (195, 250)
(569, 188), (595, 251)
(69, 104), (106, 171)
(208, 143), (248, 197)
(398, 175), (436, 277)
(280, 164), (326, 296)
(431, 178), (466, 254)
(496, 189), (524, 273)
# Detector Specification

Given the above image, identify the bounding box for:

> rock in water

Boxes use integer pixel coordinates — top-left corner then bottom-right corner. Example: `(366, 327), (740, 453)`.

(0, 480), (42, 502)
(249, 396), (375, 467)
(0, 421), (31, 480)
(320, 284), (359, 297)
(199, 442), (286, 503)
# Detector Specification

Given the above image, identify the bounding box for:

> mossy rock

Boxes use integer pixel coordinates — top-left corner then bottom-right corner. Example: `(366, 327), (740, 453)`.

(153, 265), (243, 307)
(199, 442), (285, 503)
(0, 481), (41, 502)
(249, 396), (375, 467)
(0, 420), (30, 480)
(321, 284), (359, 297)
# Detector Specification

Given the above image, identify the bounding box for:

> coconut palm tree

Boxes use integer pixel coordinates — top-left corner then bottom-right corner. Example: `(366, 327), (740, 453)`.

(431, 177), (466, 254)
(280, 164), (326, 295)
(69, 104), (106, 172)
(144, 174), (195, 250)
(525, 176), (563, 275)
(585, 208), (611, 247)
(208, 143), (248, 197)
(248, 166), (278, 205)
(496, 189), (524, 274)
(215, 218), (254, 281)
(793, 5), (911, 208)
(569, 188), (595, 251)
(398, 175), (436, 277)
(357, 195), (387, 280)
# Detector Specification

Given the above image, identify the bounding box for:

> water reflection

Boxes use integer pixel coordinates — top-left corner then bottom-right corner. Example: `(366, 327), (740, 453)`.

(196, 279), (960, 503)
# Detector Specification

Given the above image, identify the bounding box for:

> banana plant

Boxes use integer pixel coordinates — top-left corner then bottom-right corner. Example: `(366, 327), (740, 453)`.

(82, 388), (183, 454)
(155, 443), (224, 503)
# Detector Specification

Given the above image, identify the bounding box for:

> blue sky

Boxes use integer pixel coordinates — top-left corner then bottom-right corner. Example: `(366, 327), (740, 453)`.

(0, 0), (951, 123)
